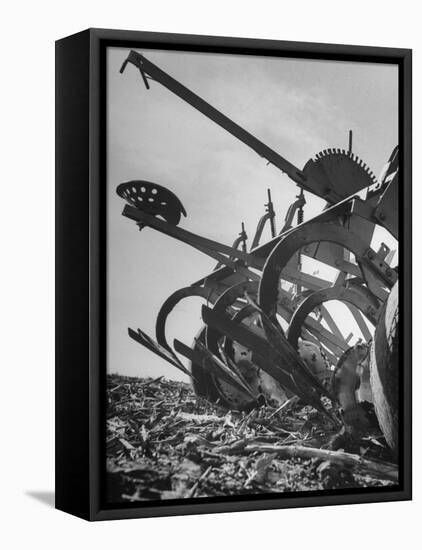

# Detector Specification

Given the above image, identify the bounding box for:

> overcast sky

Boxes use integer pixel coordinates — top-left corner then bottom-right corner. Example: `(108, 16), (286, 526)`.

(106, 47), (398, 381)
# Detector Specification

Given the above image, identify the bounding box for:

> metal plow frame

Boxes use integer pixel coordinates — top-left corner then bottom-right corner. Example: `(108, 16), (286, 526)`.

(115, 48), (400, 438)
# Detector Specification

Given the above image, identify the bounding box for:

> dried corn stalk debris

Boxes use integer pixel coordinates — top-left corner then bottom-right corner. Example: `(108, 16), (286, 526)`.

(106, 374), (397, 503)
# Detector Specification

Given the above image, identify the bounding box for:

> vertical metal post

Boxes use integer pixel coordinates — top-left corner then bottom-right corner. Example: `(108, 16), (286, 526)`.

(240, 222), (247, 253)
(348, 130), (353, 154)
(266, 189), (276, 238)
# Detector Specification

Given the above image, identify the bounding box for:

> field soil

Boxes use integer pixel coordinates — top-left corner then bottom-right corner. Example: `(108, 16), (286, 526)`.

(106, 374), (397, 503)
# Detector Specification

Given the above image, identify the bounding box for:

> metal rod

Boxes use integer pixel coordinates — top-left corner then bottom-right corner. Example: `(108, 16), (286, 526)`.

(240, 222), (247, 253)
(267, 189), (276, 238)
(121, 50), (307, 186)
(122, 204), (263, 282)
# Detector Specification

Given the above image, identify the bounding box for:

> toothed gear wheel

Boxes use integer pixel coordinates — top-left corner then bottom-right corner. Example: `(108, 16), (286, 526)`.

(116, 180), (187, 226)
(303, 149), (377, 204)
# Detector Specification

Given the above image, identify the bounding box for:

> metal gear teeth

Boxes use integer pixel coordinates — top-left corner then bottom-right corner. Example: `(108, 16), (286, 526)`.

(359, 160), (378, 184)
(310, 148), (379, 185)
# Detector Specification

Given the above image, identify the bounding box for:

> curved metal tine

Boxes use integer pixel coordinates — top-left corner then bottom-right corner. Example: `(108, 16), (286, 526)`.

(259, 220), (385, 330)
(155, 285), (220, 351)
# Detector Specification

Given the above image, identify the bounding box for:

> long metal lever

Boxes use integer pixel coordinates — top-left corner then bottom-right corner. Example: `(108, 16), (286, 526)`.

(120, 50), (308, 187)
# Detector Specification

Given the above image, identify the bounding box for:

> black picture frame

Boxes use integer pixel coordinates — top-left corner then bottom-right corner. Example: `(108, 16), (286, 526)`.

(55, 28), (412, 521)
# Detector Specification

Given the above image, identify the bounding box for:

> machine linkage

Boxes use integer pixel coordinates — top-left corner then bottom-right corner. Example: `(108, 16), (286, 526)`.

(116, 50), (400, 451)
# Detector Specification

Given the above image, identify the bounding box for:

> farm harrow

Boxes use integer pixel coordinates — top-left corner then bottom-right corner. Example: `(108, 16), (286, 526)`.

(117, 51), (400, 452)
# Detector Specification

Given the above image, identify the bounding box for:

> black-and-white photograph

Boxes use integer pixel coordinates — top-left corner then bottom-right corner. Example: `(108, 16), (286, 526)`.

(105, 46), (400, 503)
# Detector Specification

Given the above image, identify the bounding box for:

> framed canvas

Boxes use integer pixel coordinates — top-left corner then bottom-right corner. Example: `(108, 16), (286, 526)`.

(55, 28), (412, 521)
